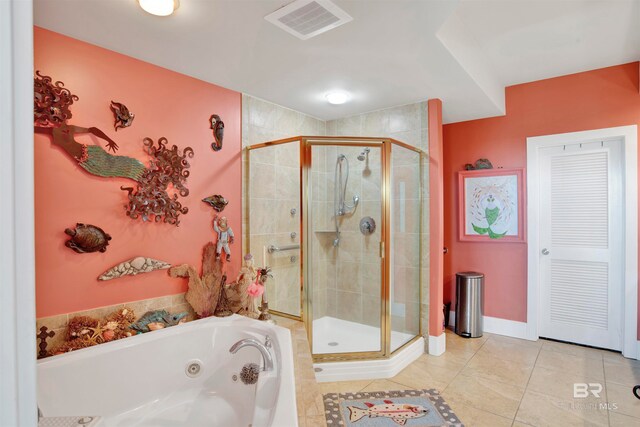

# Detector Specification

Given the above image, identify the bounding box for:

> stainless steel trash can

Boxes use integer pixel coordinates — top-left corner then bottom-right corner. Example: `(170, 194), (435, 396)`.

(455, 272), (484, 338)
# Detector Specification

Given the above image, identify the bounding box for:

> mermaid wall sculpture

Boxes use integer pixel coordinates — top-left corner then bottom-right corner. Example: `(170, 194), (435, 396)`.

(34, 71), (193, 225)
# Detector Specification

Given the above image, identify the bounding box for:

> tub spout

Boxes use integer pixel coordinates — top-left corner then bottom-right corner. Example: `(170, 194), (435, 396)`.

(229, 337), (274, 372)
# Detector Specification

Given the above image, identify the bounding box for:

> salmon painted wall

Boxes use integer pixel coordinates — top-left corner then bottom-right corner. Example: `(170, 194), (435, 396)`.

(443, 62), (640, 327)
(34, 27), (242, 318)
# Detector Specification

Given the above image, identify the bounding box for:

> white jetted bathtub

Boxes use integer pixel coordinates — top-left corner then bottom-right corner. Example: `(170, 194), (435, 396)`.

(37, 315), (297, 427)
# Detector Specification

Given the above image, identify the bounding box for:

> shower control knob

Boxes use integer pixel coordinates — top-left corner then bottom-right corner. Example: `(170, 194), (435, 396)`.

(290, 231), (297, 239)
(359, 217), (376, 235)
(290, 208), (296, 216)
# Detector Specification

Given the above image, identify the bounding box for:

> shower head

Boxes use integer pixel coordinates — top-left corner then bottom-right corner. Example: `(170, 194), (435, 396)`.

(357, 148), (370, 161)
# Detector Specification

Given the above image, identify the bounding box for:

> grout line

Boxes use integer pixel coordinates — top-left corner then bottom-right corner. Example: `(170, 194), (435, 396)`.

(511, 342), (543, 425)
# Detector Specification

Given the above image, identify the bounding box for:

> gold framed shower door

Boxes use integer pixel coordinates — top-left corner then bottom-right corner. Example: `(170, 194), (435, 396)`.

(246, 136), (425, 363)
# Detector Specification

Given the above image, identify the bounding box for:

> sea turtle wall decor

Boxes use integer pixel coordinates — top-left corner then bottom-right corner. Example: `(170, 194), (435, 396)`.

(64, 223), (112, 253)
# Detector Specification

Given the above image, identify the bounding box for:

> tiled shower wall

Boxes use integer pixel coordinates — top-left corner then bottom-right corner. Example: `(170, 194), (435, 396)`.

(242, 95), (429, 343)
(242, 95), (326, 315)
(325, 102), (430, 340)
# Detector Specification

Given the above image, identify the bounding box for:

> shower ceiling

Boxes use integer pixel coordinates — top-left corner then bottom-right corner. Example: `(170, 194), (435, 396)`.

(34, 0), (640, 124)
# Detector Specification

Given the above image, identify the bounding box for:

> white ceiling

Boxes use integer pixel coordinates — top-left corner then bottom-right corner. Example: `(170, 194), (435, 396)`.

(34, 0), (640, 124)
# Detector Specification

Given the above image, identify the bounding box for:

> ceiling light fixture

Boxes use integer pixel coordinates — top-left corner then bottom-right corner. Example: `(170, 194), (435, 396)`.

(325, 91), (351, 105)
(138, 0), (179, 16)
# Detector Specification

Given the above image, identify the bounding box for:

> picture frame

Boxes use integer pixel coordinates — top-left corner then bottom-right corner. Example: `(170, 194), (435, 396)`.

(458, 168), (525, 243)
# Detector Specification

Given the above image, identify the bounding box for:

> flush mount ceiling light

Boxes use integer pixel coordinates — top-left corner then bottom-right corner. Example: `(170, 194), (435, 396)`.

(325, 91), (351, 105)
(138, 0), (179, 16)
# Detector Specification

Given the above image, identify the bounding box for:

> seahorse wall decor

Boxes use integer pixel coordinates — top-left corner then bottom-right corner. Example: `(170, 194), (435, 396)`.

(33, 71), (193, 226)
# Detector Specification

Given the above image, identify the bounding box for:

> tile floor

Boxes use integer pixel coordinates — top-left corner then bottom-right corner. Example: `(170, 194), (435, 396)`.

(277, 316), (640, 427)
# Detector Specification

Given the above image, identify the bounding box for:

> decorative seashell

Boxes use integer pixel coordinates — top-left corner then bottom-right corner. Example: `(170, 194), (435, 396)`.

(98, 257), (171, 281)
(102, 330), (115, 341)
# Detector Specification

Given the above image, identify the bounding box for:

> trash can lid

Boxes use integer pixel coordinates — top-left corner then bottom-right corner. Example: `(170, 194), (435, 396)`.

(456, 271), (484, 278)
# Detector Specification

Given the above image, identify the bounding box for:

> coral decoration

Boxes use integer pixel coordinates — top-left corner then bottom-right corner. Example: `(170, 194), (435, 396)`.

(34, 70), (78, 127)
(120, 137), (194, 226)
(50, 307), (136, 356)
(168, 242), (225, 318)
(98, 256), (171, 281)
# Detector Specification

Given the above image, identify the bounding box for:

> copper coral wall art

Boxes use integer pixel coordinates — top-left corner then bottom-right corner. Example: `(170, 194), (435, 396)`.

(120, 137), (194, 225)
(34, 70), (78, 127)
(34, 71), (146, 181)
(64, 223), (112, 253)
(110, 100), (135, 131)
(210, 114), (224, 151)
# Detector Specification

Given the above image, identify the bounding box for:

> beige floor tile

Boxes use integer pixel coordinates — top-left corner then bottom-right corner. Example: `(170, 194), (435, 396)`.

(609, 410), (640, 426)
(360, 379), (411, 393)
(391, 357), (463, 391)
(490, 333), (544, 348)
(515, 390), (609, 427)
(604, 359), (640, 387)
(442, 374), (525, 419)
(603, 351), (640, 367)
(527, 365), (606, 401)
(512, 422), (535, 427)
(422, 348), (476, 366)
(542, 340), (605, 361)
(607, 382), (640, 418)
(304, 415), (327, 427)
(317, 380), (372, 395)
(536, 349), (605, 380)
(476, 336), (541, 366)
(447, 403), (513, 427)
(461, 352), (534, 387)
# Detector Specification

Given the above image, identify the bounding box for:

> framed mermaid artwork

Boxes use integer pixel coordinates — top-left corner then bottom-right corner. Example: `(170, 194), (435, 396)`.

(458, 168), (526, 243)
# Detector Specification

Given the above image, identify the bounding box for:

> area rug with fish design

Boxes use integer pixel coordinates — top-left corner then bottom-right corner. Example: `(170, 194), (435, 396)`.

(322, 389), (463, 427)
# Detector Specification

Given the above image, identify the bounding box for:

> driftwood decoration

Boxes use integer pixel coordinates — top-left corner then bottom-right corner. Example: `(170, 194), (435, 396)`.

(110, 101), (135, 131)
(214, 275), (232, 317)
(168, 242), (225, 318)
(209, 114), (224, 151)
(64, 223), (111, 253)
(98, 256), (171, 281)
(120, 137), (194, 226)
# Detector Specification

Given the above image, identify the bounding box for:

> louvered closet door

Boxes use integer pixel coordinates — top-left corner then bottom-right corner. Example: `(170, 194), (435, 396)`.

(538, 139), (623, 350)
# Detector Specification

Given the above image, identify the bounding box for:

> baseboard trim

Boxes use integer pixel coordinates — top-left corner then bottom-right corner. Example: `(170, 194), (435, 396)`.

(428, 333), (446, 356)
(449, 311), (529, 340)
(313, 337), (425, 382)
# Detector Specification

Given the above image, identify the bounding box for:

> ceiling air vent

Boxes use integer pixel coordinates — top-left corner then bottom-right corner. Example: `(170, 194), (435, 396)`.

(265, 0), (353, 40)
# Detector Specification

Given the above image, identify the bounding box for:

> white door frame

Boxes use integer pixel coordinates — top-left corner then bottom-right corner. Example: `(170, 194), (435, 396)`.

(0, 0), (37, 425)
(526, 125), (638, 359)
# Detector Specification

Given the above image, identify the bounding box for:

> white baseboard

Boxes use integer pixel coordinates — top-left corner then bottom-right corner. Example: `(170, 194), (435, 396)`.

(313, 337), (425, 382)
(428, 333), (446, 356)
(449, 311), (530, 340)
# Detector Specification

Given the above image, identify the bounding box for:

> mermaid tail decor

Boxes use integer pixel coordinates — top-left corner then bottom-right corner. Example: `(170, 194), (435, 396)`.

(78, 145), (146, 181)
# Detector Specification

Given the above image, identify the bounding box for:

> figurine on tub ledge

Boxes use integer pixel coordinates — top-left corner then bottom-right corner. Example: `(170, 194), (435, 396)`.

(129, 310), (188, 334)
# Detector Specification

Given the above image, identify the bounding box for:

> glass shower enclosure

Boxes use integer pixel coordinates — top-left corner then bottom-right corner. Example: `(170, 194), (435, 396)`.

(247, 137), (424, 362)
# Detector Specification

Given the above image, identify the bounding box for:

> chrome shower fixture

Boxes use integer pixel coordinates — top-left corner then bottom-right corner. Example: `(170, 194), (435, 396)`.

(333, 153), (360, 246)
(357, 147), (370, 161)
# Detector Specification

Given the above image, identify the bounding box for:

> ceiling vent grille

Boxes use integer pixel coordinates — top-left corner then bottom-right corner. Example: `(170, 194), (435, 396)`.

(265, 0), (353, 40)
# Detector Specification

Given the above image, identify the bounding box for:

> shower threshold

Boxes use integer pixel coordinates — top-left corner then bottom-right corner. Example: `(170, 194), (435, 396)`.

(312, 316), (424, 382)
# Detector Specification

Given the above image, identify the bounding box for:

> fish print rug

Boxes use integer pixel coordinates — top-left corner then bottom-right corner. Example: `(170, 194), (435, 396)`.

(322, 389), (463, 427)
